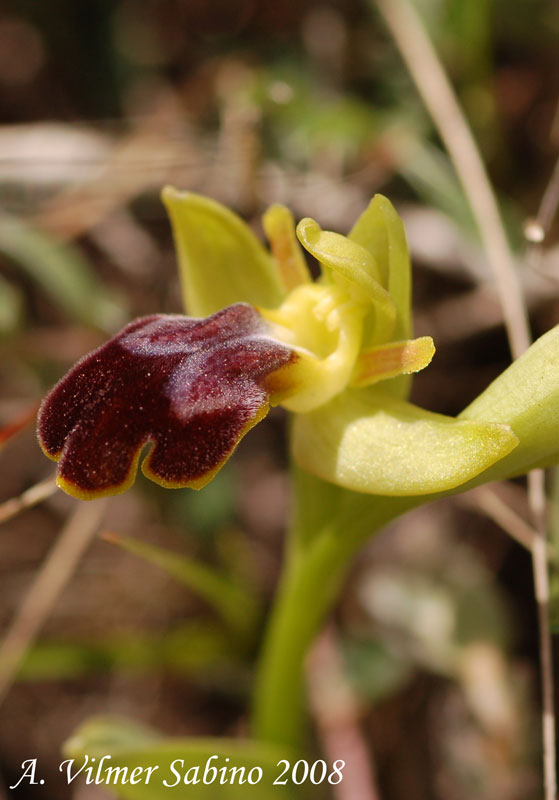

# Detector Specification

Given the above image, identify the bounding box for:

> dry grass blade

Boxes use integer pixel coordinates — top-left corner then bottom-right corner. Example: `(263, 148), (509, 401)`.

(0, 498), (108, 705)
(461, 486), (538, 552)
(535, 154), (559, 239)
(0, 404), (39, 450)
(525, 153), (559, 280)
(374, 0), (530, 361)
(373, 1), (555, 796)
(0, 476), (58, 525)
(527, 468), (556, 800)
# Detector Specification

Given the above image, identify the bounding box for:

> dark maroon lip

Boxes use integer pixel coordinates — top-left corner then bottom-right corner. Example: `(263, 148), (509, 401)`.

(38, 303), (297, 498)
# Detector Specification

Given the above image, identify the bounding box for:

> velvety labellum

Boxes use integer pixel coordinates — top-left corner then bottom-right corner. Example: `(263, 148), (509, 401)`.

(38, 304), (297, 499)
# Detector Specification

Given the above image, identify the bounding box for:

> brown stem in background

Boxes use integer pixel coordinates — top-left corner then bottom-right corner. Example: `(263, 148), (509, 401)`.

(528, 469), (556, 800)
(0, 476), (57, 526)
(308, 628), (382, 800)
(461, 485), (539, 552)
(534, 153), (559, 239)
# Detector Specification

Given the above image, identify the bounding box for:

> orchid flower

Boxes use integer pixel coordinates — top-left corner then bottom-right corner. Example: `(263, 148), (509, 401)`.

(38, 189), (559, 501)
(36, 189), (559, 774)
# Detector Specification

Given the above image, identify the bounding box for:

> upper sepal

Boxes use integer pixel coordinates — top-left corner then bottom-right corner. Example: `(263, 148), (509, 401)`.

(38, 304), (297, 499)
(162, 187), (285, 316)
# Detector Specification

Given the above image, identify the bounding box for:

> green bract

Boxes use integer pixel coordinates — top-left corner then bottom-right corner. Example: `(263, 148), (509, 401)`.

(460, 324), (559, 481)
(163, 187), (559, 496)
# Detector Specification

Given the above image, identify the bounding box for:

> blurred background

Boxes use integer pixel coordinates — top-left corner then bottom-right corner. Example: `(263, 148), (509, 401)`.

(0, 1), (558, 798)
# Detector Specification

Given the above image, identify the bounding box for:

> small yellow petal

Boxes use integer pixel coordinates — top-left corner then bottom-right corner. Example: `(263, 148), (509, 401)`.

(351, 336), (435, 388)
(296, 217), (397, 342)
(262, 204), (311, 291)
(261, 284), (365, 412)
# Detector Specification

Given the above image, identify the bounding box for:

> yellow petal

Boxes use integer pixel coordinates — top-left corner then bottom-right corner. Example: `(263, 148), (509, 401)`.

(261, 284), (364, 412)
(292, 389), (518, 496)
(262, 204), (311, 291)
(296, 217), (397, 341)
(349, 194), (412, 342)
(351, 336), (435, 388)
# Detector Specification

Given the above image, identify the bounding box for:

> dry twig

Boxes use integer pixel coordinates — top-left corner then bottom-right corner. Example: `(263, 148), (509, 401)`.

(460, 485), (539, 552)
(0, 476), (58, 526)
(533, 154), (559, 239)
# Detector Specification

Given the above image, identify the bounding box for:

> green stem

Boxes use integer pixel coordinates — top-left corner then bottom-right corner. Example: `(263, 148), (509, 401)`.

(251, 524), (351, 748)
(252, 489), (415, 750)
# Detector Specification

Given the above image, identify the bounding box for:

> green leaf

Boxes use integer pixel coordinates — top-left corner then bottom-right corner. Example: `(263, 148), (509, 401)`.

(104, 534), (259, 638)
(64, 717), (299, 800)
(459, 325), (559, 480)
(162, 188), (285, 316)
(0, 273), (23, 334)
(0, 214), (125, 332)
(18, 622), (236, 681)
(396, 139), (477, 237)
(292, 387), (518, 495)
